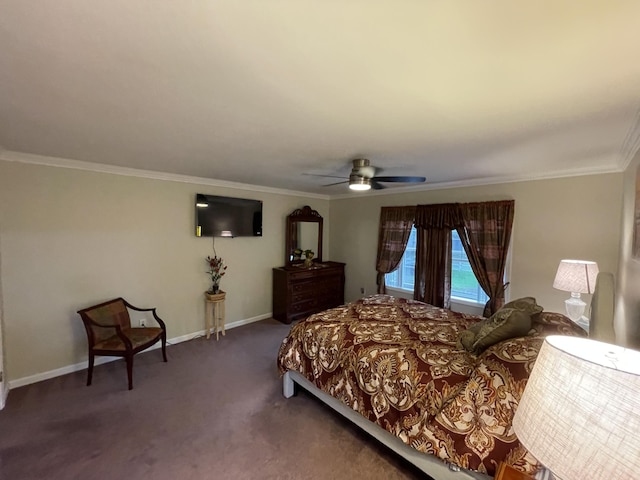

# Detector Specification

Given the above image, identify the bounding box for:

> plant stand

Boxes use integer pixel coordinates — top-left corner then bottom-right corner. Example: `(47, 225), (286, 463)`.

(204, 291), (226, 340)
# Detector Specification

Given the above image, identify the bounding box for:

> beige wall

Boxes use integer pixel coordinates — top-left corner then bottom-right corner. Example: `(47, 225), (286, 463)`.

(329, 174), (623, 319)
(617, 152), (640, 348)
(0, 157), (629, 386)
(0, 160), (328, 382)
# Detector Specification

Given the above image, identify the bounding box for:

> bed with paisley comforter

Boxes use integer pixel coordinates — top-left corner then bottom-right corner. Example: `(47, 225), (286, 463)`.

(277, 295), (587, 479)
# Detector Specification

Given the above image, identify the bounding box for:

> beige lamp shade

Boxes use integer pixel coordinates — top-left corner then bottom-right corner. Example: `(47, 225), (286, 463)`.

(552, 259), (599, 294)
(512, 336), (640, 480)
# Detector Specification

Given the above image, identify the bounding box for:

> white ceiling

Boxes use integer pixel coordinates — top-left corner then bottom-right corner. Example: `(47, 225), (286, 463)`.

(1, 1), (640, 197)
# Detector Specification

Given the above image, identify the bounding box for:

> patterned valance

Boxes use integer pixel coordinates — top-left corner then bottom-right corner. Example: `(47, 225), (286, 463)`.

(414, 203), (463, 229)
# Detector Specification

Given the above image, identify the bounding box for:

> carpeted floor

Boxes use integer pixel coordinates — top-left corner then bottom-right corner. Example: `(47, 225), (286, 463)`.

(0, 319), (426, 480)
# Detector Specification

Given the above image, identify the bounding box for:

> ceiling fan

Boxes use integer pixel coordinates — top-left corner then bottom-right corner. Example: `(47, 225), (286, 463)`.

(307, 158), (426, 191)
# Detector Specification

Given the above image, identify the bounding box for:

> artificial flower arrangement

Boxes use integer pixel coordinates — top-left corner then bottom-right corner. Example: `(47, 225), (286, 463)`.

(302, 249), (314, 267)
(293, 248), (314, 260)
(206, 255), (227, 293)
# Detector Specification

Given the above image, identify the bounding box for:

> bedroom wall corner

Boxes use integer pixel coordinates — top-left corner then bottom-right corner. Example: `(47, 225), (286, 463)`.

(617, 151), (640, 349)
(0, 224), (7, 409)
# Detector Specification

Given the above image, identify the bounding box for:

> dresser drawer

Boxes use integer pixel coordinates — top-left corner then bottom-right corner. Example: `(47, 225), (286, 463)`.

(272, 261), (345, 324)
(291, 279), (317, 294)
(291, 290), (315, 304)
(290, 298), (319, 314)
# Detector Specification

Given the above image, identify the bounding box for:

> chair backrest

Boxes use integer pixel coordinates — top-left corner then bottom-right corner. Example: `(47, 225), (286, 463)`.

(78, 298), (132, 343)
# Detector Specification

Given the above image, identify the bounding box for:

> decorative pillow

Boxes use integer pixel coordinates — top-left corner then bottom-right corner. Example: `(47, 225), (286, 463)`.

(502, 297), (543, 317)
(458, 308), (532, 354)
(458, 329), (477, 352)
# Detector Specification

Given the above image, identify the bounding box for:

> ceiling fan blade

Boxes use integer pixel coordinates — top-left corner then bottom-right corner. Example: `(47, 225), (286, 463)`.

(302, 173), (348, 179)
(323, 180), (349, 187)
(371, 180), (386, 190)
(372, 176), (426, 183)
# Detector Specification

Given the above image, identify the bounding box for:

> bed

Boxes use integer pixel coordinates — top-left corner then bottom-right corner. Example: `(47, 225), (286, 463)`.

(277, 284), (613, 479)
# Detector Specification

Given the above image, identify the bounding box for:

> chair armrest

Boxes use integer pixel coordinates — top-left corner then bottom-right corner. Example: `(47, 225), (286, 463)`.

(81, 317), (134, 350)
(121, 300), (167, 331)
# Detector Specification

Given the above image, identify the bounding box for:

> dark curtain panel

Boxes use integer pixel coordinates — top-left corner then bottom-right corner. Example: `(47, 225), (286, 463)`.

(414, 204), (463, 307)
(415, 228), (453, 307)
(375, 206), (416, 293)
(457, 200), (515, 316)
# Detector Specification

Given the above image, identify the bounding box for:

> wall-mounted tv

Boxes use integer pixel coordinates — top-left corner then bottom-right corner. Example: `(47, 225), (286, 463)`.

(195, 194), (263, 238)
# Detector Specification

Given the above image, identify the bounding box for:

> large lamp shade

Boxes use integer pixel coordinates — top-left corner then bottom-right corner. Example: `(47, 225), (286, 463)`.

(512, 336), (640, 480)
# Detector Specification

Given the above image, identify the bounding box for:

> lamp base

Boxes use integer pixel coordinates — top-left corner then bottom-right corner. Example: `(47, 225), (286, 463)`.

(564, 293), (586, 324)
(575, 315), (589, 333)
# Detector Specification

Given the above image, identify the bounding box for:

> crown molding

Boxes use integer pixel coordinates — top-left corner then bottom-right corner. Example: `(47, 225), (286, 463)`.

(619, 104), (640, 171)
(0, 150), (331, 201)
(0, 149), (624, 201)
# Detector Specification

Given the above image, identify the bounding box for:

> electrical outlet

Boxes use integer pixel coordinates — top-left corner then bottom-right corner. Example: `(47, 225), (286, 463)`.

(139, 318), (147, 328)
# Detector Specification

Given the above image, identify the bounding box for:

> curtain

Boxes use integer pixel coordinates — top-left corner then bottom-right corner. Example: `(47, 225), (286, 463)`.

(414, 204), (463, 307)
(375, 206), (416, 293)
(457, 200), (515, 316)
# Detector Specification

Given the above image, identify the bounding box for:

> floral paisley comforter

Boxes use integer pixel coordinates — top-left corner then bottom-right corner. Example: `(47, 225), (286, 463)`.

(277, 295), (585, 477)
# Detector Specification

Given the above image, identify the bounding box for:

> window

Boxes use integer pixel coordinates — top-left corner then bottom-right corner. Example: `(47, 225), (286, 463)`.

(384, 227), (417, 291)
(385, 227), (489, 305)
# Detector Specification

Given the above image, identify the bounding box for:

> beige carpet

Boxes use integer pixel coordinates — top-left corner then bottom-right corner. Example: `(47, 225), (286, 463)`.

(0, 319), (427, 480)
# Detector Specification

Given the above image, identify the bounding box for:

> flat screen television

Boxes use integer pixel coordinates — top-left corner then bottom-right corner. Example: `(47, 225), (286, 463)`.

(195, 194), (263, 238)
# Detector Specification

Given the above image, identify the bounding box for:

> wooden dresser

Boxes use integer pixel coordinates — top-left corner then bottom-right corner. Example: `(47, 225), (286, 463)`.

(272, 261), (345, 324)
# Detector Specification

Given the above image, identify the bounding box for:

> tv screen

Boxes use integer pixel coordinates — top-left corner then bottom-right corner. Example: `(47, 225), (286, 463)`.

(195, 194), (262, 238)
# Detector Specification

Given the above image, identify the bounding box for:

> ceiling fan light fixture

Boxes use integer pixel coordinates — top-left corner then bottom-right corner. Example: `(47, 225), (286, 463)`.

(349, 175), (371, 191)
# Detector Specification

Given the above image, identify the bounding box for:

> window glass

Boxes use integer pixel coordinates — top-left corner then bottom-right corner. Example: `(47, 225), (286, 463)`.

(385, 227), (489, 304)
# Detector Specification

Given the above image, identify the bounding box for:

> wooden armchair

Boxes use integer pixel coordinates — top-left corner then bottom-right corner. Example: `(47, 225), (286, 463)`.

(77, 297), (167, 390)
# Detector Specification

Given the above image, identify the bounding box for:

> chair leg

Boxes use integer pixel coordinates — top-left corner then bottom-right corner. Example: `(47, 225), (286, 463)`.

(126, 354), (134, 390)
(87, 353), (95, 386)
(161, 333), (167, 362)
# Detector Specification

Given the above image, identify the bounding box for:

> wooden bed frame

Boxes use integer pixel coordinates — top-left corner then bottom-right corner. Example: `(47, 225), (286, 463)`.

(281, 273), (615, 480)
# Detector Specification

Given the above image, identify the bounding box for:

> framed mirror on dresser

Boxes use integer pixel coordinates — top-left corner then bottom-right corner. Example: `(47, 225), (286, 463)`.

(273, 206), (345, 324)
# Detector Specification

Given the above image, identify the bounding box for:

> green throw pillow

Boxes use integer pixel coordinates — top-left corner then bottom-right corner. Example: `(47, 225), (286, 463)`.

(502, 297), (543, 317)
(459, 308), (532, 354)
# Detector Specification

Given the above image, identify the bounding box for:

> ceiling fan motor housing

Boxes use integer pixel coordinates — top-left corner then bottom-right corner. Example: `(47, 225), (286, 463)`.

(351, 158), (377, 179)
(317, 158), (425, 190)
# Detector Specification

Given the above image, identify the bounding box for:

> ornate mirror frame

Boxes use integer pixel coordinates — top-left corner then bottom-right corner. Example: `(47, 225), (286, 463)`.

(285, 206), (323, 266)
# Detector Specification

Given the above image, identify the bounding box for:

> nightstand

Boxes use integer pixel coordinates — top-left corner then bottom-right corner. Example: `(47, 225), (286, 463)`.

(494, 462), (534, 480)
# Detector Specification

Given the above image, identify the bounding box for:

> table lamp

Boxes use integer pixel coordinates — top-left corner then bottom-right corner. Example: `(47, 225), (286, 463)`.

(552, 259), (598, 330)
(512, 336), (640, 480)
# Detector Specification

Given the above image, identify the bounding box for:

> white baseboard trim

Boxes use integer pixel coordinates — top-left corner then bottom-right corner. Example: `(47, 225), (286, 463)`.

(7, 312), (272, 390)
(0, 383), (7, 409)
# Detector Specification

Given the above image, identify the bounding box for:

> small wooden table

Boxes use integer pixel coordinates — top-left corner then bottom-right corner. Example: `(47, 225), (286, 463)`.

(494, 463), (534, 480)
(204, 291), (226, 340)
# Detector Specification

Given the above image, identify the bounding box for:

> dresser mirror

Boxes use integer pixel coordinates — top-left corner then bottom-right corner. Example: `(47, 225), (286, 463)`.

(285, 206), (323, 266)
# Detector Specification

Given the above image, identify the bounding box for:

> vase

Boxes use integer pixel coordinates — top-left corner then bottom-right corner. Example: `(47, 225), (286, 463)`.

(209, 285), (220, 294)
(304, 256), (314, 268)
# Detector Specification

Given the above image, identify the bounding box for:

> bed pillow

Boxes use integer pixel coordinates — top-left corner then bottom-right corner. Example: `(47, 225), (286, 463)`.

(459, 308), (532, 354)
(502, 297), (543, 317)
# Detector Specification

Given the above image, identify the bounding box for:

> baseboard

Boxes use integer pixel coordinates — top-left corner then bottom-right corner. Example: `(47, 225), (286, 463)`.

(0, 382), (7, 409)
(7, 312), (272, 390)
